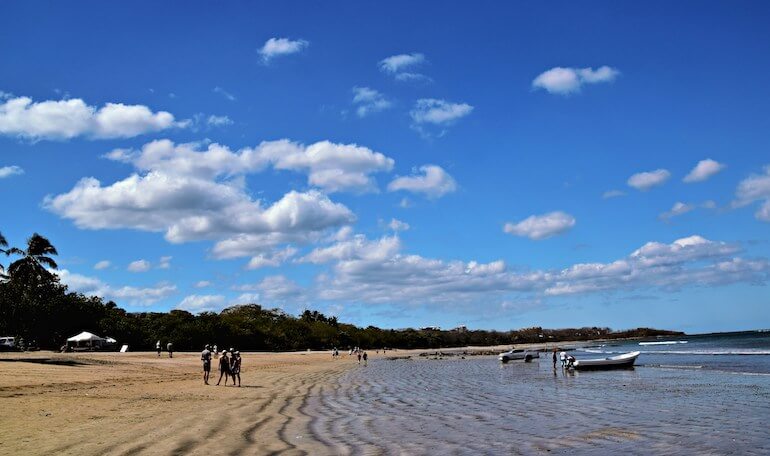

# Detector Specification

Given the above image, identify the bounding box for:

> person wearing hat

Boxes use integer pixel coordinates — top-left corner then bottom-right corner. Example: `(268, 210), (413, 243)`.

(201, 344), (212, 384)
(231, 351), (242, 387)
(216, 350), (231, 386)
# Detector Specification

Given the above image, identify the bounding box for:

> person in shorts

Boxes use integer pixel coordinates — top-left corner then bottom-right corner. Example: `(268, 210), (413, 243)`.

(216, 350), (231, 386)
(201, 344), (212, 385)
(230, 351), (241, 387)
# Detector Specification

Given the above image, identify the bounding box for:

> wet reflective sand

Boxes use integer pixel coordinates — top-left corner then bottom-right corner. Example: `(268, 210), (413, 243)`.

(305, 357), (770, 455)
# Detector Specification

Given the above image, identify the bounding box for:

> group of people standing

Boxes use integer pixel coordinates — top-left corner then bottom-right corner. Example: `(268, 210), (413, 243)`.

(156, 340), (173, 357)
(201, 344), (241, 386)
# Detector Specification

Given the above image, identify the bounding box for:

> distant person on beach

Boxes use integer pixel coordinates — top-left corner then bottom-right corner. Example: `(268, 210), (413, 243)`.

(357, 352), (362, 364)
(552, 350), (557, 368)
(201, 344), (212, 385)
(231, 351), (241, 387)
(216, 351), (231, 386)
(213, 344), (218, 357)
(156, 340), (161, 357)
(560, 351), (567, 367)
(363, 352), (368, 365)
(167, 342), (174, 358)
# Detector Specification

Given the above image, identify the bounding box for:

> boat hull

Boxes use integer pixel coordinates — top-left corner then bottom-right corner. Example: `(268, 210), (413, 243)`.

(572, 351), (640, 370)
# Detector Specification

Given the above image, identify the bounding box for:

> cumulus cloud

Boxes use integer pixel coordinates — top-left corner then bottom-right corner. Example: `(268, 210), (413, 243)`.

(242, 275), (304, 303)
(56, 269), (176, 306)
(259, 37), (309, 62)
(93, 260), (111, 270)
(304, 234), (767, 307)
(177, 294), (226, 313)
(352, 87), (392, 117)
(684, 159), (725, 183)
(388, 218), (410, 232)
(659, 202), (695, 221)
(410, 99), (473, 125)
(0, 165), (23, 179)
(387, 165), (457, 198)
(194, 280), (212, 288)
(206, 115), (233, 127)
(128, 259), (151, 272)
(532, 66), (619, 95)
(627, 169), (671, 191)
(158, 256), (172, 269)
(246, 246), (297, 269)
(0, 95), (185, 140)
(504, 211), (576, 240)
(733, 165), (770, 222)
(379, 53), (430, 82)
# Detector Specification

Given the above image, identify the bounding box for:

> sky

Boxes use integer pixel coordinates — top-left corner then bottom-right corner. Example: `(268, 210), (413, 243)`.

(1, 1), (769, 333)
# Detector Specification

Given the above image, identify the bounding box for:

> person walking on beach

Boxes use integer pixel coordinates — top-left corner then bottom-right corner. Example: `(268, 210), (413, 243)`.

(357, 352), (362, 364)
(156, 340), (161, 357)
(216, 350), (231, 386)
(363, 351), (368, 366)
(167, 342), (174, 358)
(201, 344), (212, 385)
(552, 350), (557, 368)
(231, 351), (241, 387)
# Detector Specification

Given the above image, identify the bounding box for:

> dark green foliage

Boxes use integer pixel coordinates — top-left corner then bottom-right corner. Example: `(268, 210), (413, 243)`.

(0, 231), (683, 351)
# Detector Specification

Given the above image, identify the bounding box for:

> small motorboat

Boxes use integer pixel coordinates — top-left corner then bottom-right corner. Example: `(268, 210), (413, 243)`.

(498, 349), (539, 363)
(570, 351), (640, 370)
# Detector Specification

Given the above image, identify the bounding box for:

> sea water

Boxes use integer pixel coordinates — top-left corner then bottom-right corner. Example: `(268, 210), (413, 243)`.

(305, 331), (770, 455)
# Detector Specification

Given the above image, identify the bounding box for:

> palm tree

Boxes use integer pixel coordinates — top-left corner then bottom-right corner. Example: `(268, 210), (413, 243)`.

(0, 231), (9, 278)
(6, 233), (59, 281)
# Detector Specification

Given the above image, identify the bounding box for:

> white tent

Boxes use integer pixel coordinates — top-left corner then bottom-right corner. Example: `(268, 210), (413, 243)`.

(66, 331), (106, 349)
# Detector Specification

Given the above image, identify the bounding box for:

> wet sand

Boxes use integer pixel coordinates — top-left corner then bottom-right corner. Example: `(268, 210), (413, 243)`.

(0, 350), (353, 456)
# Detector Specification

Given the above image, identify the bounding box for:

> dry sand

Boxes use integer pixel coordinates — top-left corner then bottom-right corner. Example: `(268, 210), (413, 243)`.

(0, 350), (355, 456)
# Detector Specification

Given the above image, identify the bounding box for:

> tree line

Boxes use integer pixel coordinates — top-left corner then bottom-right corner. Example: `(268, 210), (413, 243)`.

(0, 231), (682, 351)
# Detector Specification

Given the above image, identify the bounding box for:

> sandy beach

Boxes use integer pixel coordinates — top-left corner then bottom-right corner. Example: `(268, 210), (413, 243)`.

(0, 350), (354, 456)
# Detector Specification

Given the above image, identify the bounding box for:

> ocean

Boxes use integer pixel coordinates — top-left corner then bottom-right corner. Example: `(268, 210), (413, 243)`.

(304, 331), (770, 455)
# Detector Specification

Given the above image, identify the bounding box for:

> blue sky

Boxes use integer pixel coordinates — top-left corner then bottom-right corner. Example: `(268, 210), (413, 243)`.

(1, 1), (769, 333)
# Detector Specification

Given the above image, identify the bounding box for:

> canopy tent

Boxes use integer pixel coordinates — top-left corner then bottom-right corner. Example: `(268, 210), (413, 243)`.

(66, 331), (107, 350)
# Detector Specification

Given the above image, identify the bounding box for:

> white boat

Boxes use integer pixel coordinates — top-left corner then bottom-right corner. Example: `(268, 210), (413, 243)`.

(498, 349), (539, 363)
(571, 351), (640, 370)
(639, 340), (687, 346)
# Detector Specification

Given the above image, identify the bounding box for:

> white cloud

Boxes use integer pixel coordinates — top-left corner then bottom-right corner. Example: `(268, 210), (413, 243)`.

(194, 280), (212, 288)
(503, 211), (576, 240)
(102, 139), (394, 194)
(352, 87), (392, 117)
(305, 234), (767, 306)
(246, 246), (297, 269)
(249, 275), (304, 302)
(207, 115), (233, 127)
(128, 259), (151, 272)
(177, 294), (226, 313)
(259, 37), (309, 62)
(733, 165), (770, 222)
(300, 235), (400, 264)
(659, 202), (695, 221)
(684, 159), (725, 183)
(94, 260), (111, 270)
(0, 165), (23, 178)
(231, 293), (260, 305)
(602, 189), (625, 199)
(379, 53), (425, 73)
(158, 256), (172, 269)
(410, 99), (473, 125)
(388, 218), (410, 232)
(627, 169), (671, 191)
(387, 165), (457, 198)
(532, 66), (619, 95)
(213, 86), (236, 101)
(0, 95), (185, 140)
(56, 269), (176, 306)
